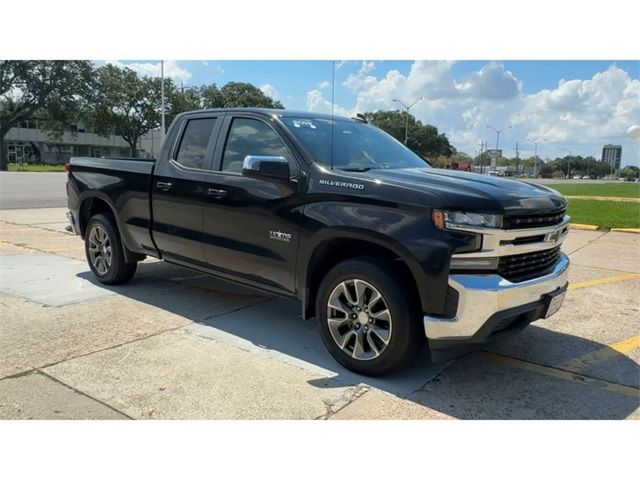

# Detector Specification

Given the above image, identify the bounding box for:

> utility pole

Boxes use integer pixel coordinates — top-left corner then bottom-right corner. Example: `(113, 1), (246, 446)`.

(515, 142), (520, 176)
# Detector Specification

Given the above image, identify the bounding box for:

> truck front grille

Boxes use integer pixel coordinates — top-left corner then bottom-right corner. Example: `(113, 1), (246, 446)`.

(498, 246), (562, 283)
(503, 209), (566, 230)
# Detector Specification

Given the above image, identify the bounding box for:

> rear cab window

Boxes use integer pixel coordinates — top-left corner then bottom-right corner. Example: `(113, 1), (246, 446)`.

(174, 117), (218, 170)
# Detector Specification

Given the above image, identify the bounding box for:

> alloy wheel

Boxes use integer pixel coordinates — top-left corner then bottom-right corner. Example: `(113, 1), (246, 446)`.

(88, 225), (112, 275)
(326, 279), (392, 361)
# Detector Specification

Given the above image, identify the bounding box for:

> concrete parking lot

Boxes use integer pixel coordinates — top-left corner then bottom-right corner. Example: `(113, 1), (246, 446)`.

(0, 204), (638, 419)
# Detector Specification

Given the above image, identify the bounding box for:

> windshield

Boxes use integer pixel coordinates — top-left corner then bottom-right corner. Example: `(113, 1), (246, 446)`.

(282, 117), (430, 171)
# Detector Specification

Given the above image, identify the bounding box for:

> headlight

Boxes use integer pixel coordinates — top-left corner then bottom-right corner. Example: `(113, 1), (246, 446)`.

(432, 210), (502, 230)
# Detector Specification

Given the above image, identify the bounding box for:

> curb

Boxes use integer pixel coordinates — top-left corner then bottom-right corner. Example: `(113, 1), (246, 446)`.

(569, 223), (599, 231)
(611, 228), (640, 234)
(569, 224), (640, 234)
(565, 195), (640, 203)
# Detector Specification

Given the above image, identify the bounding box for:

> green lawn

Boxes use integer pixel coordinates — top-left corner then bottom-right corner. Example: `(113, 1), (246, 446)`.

(549, 182), (640, 198)
(567, 199), (640, 229)
(7, 163), (66, 172)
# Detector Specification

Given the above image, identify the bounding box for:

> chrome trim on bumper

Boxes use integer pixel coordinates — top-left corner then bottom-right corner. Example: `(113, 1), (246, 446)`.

(424, 252), (570, 340)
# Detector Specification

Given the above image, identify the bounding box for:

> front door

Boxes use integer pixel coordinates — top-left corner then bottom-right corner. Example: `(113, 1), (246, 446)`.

(201, 115), (302, 293)
(151, 115), (221, 266)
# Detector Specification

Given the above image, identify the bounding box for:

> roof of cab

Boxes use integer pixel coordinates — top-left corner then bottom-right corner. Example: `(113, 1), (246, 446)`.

(179, 108), (356, 122)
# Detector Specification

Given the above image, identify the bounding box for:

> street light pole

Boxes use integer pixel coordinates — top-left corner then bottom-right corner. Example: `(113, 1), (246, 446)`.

(563, 148), (572, 179)
(486, 124), (511, 169)
(528, 138), (546, 177)
(392, 96), (425, 145)
(486, 124), (511, 151)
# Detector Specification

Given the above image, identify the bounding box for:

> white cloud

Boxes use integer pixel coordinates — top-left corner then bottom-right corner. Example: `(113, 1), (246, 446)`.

(259, 83), (280, 100)
(330, 61), (639, 163)
(318, 80), (330, 89)
(104, 60), (192, 84)
(456, 61), (521, 100)
(343, 61), (378, 92)
(305, 89), (352, 117)
(511, 65), (640, 156)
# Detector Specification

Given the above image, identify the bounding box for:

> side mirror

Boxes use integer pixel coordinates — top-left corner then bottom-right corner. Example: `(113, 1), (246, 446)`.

(242, 155), (290, 180)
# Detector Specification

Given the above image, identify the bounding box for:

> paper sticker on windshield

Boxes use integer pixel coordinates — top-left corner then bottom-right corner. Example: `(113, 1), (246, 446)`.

(292, 119), (316, 129)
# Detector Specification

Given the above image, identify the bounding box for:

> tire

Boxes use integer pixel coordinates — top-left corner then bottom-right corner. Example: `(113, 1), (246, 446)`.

(85, 213), (137, 285)
(315, 256), (424, 376)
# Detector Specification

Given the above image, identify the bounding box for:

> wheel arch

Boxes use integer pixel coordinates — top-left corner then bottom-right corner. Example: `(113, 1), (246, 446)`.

(299, 230), (426, 320)
(79, 194), (144, 263)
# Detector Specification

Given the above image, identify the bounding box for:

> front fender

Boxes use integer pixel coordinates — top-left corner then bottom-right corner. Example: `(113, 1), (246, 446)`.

(297, 201), (470, 316)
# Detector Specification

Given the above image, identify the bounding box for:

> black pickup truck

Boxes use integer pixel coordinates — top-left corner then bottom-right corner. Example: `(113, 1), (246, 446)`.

(66, 108), (570, 376)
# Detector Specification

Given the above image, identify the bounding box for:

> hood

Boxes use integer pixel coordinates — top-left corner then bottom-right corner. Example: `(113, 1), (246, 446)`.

(359, 167), (567, 215)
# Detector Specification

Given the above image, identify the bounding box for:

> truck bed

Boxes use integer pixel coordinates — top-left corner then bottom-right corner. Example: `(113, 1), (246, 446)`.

(67, 156), (158, 257)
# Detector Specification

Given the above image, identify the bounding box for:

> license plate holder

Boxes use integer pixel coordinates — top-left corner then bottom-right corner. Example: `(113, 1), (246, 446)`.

(544, 288), (566, 318)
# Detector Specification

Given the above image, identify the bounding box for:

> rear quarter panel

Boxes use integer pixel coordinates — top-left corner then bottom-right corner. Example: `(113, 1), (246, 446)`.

(69, 157), (157, 256)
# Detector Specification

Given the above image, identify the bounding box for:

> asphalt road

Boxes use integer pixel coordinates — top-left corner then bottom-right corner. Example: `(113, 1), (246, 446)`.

(0, 172), (68, 210)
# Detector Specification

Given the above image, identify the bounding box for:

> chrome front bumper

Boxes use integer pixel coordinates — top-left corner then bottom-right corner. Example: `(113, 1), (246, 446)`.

(424, 252), (570, 340)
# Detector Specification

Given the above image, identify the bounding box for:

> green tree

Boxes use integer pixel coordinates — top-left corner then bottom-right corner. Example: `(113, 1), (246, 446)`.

(0, 60), (94, 170)
(539, 162), (555, 178)
(364, 110), (453, 160)
(166, 83), (203, 128)
(89, 64), (162, 157)
(165, 82), (284, 128)
(549, 155), (611, 179)
(219, 82), (283, 108)
(201, 84), (224, 108)
(620, 165), (639, 181)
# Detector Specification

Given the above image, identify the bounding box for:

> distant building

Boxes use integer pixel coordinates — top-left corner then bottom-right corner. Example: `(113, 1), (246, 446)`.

(601, 144), (622, 170)
(4, 121), (157, 164)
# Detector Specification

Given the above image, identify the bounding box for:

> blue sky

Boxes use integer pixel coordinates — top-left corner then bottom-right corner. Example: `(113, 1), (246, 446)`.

(114, 60), (640, 165)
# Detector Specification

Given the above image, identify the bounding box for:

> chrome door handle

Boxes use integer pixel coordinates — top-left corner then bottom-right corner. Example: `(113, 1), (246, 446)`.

(207, 188), (227, 198)
(156, 181), (173, 190)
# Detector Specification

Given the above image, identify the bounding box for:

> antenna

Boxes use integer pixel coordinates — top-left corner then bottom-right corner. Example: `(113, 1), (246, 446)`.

(330, 60), (335, 171)
(160, 60), (165, 145)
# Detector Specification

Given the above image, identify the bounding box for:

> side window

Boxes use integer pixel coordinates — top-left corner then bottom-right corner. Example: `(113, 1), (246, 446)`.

(174, 117), (217, 169)
(221, 118), (292, 174)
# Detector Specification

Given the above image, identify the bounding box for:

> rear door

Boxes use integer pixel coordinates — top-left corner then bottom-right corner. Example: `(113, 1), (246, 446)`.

(201, 114), (303, 293)
(152, 115), (222, 266)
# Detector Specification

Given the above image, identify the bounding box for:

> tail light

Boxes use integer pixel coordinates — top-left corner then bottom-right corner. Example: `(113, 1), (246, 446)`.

(64, 163), (70, 173)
